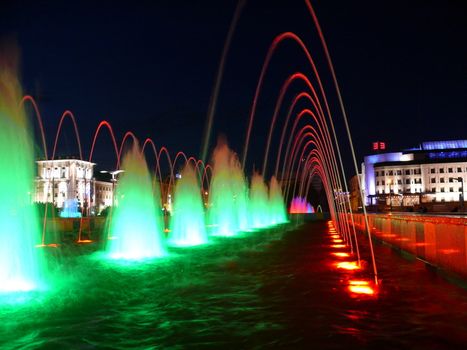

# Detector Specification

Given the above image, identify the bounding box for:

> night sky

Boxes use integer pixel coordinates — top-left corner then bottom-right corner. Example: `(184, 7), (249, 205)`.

(0, 0), (465, 178)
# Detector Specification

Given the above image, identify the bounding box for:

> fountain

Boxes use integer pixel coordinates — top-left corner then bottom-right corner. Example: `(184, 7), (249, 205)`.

(106, 142), (166, 259)
(168, 164), (208, 246)
(60, 198), (82, 218)
(268, 176), (288, 225)
(0, 52), (45, 292)
(248, 172), (270, 229)
(207, 137), (249, 236)
(289, 196), (314, 214)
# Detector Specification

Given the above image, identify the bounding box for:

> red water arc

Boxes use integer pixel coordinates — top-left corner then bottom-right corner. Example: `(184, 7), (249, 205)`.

(52, 110), (83, 161)
(237, 11), (376, 282)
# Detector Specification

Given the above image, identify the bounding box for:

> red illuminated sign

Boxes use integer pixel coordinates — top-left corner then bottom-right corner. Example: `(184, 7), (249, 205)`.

(372, 141), (386, 151)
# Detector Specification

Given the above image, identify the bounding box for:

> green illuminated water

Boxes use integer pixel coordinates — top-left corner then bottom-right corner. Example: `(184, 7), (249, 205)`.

(248, 173), (271, 229)
(0, 58), (45, 292)
(207, 138), (248, 236)
(106, 142), (166, 259)
(169, 164), (208, 246)
(268, 176), (288, 225)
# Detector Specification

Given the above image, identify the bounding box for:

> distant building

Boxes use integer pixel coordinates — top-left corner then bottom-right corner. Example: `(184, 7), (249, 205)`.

(34, 158), (114, 216)
(361, 140), (467, 211)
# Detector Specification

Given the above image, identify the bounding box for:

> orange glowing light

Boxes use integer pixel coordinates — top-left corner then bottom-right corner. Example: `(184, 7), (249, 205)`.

(332, 252), (350, 258)
(348, 285), (375, 295)
(349, 280), (369, 286)
(330, 234), (340, 239)
(331, 244), (346, 248)
(439, 249), (460, 255)
(35, 243), (60, 248)
(332, 239), (343, 243)
(77, 239), (93, 243)
(336, 261), (360, 270)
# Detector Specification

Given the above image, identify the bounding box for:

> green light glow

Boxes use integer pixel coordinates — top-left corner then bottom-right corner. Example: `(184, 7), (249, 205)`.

(0, 58), (45, 293)
(268, 176), (288, 225)
(248, 173), (271, 229)
(169, 164), (208, 246)
(106, 142), (166, 260)
(207, 138), (249, 236)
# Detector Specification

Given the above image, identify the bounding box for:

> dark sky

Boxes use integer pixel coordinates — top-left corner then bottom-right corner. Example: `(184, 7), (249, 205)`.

(0, 0), (466, 178)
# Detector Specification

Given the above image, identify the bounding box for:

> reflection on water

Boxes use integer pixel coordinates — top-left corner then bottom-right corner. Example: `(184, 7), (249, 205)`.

(1, 221), (466, 349)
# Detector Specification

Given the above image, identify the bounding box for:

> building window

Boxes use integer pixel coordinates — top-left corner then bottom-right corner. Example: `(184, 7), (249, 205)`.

(405, 170), (410, 175)
(439, 168), (445, 173)
(376, 181), (379, 186)
(459, 187), (462, 192)
(388, 170), (393, 176)
(457, 167), (462, 172)
(405, 179), (410, 184)
(431, 187), (436, 193)
(375, 171), (379, 176)
(441, 187), (445, 192)
(430, 168), (435, 174)
(449, 178), (454, 183)
(406, 187), (410, 192)
(448, 168), (453, 173)
(397, 170), (402, 175)
(414, 169), (420, 174)
(449, 187), (454, 192)
(440, 178), (445, 183)
(431, 178), (436, 183)
(382, 180), (385, 186)
(397, 179), (402, 185)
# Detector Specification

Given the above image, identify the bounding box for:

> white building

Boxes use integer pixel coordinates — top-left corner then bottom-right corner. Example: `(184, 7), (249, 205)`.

(362, 140), (467, 209)
(34, 158), (114, 216)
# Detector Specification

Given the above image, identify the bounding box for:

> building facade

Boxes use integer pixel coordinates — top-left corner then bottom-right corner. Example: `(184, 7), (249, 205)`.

(362, 140), (467, 211)
(34, 158), (114, 216)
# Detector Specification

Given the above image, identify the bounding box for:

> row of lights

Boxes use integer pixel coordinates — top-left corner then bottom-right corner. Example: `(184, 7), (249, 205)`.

(326, 221), (377, 297)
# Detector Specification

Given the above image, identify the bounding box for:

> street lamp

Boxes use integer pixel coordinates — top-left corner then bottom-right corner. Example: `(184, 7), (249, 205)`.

(100, 170), (124, 207)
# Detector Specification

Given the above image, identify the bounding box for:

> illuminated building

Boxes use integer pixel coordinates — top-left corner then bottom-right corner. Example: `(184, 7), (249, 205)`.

(34, 158), (114, 215)
(361, 140), (467, 211)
